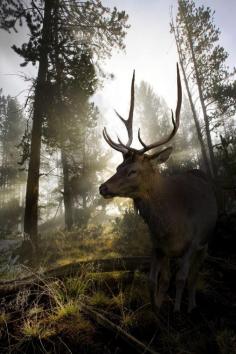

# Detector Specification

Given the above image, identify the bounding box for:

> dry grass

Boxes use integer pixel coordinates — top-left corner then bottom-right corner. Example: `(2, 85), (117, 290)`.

(52, 301), (80, 320)
(22, 319), (56, 339)
(1, 207), (235, 353)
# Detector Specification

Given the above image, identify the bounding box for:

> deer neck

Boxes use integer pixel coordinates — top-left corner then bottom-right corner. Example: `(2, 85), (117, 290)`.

(133, 171), (167, 231)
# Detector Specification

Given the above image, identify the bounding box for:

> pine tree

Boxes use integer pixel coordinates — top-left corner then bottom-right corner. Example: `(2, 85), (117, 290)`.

(0, 92), (25, 236)
(173, 0), (236, 178)
(0, 93), (24, 194)
(135, 81), (170, 144)
(0, 0), (129, 251)
(170, 16), (212, 176)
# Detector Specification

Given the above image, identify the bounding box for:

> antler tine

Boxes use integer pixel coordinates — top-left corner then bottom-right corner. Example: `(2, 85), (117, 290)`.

(138, 128), (147, 148)
(139, 63), (182, 154)
(103, 128), (122, 152)
(117, 135), (126, 146)
(175, 63), (182, 129)
(114, 110), (126, 125)
(114, 70), (135, 147)
(103, 128), (128, 154)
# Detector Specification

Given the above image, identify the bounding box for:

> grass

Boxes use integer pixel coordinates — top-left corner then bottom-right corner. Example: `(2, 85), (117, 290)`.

(45, 223), (124, 267)
(88, 290), (113, 307)
(22, 319), (56, 339)
(27, 306), (44, 317)
(120, 311), (137, 329)
(0, 216), (235, 354)
(216, 329), (236, 354)
(52, 301), (80, 320)
(1, 265), (235, 354)
(1, 217), (151, 283)
(0, 312), (10, 328)
(14, 268), (97, 352)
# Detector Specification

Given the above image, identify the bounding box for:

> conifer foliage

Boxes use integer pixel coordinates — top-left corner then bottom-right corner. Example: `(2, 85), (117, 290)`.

(0, 0), (129, 253)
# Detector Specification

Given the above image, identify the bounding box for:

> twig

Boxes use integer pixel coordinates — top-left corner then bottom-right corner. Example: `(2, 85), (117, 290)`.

(80, 302), (159, 354)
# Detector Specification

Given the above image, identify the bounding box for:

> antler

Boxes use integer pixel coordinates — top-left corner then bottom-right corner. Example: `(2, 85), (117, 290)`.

(103, 64), (182, 157)
(102, 71), (135, 154)
(138, 63), (182, 156)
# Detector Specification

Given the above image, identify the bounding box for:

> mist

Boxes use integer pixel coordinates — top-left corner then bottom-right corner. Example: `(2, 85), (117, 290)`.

(0, 1), (235, 353)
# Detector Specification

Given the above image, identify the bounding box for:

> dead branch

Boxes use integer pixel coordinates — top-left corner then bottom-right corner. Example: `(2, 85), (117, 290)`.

(80, 302), (159, 354)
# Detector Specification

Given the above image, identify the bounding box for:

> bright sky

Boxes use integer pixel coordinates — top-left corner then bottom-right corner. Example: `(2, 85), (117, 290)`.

(95, 0), (236, 155)
(0, 0), (235, 147)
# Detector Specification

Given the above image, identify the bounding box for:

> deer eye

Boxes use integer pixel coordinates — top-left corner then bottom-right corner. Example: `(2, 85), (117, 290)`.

(128, 170), (137, 177)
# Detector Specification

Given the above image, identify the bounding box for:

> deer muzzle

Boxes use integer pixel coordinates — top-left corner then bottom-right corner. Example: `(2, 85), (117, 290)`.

(99, 183), (116, 199)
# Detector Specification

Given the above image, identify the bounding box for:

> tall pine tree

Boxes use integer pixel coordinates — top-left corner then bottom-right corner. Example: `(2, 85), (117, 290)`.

(173, 0), (236, 178)
(0, 0), (129, 252)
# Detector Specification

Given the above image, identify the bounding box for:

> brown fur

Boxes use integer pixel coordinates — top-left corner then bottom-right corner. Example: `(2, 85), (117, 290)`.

(100, 153), (217, 312)
(99, 65), (217, 312)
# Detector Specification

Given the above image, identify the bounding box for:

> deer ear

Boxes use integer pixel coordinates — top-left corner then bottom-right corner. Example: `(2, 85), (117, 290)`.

(149, 147), (173, 163)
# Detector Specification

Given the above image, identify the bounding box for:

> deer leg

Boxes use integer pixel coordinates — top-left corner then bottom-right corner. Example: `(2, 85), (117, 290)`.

(149, 251), (163, 312)
(187, 245), (208, 313)
(174, 248), (193, 312)
(156, 257), (170, 308)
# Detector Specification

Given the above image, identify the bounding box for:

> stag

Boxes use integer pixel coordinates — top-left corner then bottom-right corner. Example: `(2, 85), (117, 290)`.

(99, 65), (217, 313)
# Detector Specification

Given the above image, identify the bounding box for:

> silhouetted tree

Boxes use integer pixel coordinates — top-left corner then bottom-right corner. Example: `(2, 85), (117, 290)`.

(173, 0), (236, 178)
(0, 0), (129, 250)
(0, 92), (25, 236)
(170, 17), (212, 176)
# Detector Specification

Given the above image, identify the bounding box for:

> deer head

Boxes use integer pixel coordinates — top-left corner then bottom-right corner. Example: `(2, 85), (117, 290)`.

(99, 64), (182, 200)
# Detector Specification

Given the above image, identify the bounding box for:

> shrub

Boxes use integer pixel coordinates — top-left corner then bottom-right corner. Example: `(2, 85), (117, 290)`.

(111, 208), (151, 256)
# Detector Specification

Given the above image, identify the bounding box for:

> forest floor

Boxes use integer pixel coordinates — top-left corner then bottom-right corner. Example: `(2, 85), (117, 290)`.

(0, 214), (235, 353)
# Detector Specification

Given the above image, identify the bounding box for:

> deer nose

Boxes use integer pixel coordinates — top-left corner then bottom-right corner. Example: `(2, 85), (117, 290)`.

(99, 183), (109, 196)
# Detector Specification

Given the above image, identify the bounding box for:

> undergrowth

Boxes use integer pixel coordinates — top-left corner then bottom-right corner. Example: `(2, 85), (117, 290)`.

(0, 262), (235, 354)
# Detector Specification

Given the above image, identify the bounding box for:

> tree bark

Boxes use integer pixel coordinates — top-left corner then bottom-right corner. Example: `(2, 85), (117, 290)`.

(24, 0), (53, 253)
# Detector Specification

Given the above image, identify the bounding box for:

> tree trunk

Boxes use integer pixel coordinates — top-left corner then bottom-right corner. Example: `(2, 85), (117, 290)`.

(53, 2), (74, 231)
(184, 20), (217, 178)
(82, 195), (87, 209)
(82, 139), (87, 210)
(24, 0), (53, 253)
(172, 21), (212, 178)
(61, 149), (74, 230)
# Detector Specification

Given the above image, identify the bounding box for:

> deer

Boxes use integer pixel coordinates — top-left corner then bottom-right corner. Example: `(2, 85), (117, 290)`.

(99, 64), (218, 313)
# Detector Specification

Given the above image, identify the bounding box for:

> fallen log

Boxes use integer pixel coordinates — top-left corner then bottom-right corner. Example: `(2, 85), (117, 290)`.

(80, 303), (159, 354)
(0, 256), (150, 296)
(0, 255), (235, 298)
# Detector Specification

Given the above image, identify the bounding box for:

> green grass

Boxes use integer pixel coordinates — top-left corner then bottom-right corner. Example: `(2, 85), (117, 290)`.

(52, 301), (80, 320)
(22, 319), (56, 339)
(88, 290), (113, 307)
